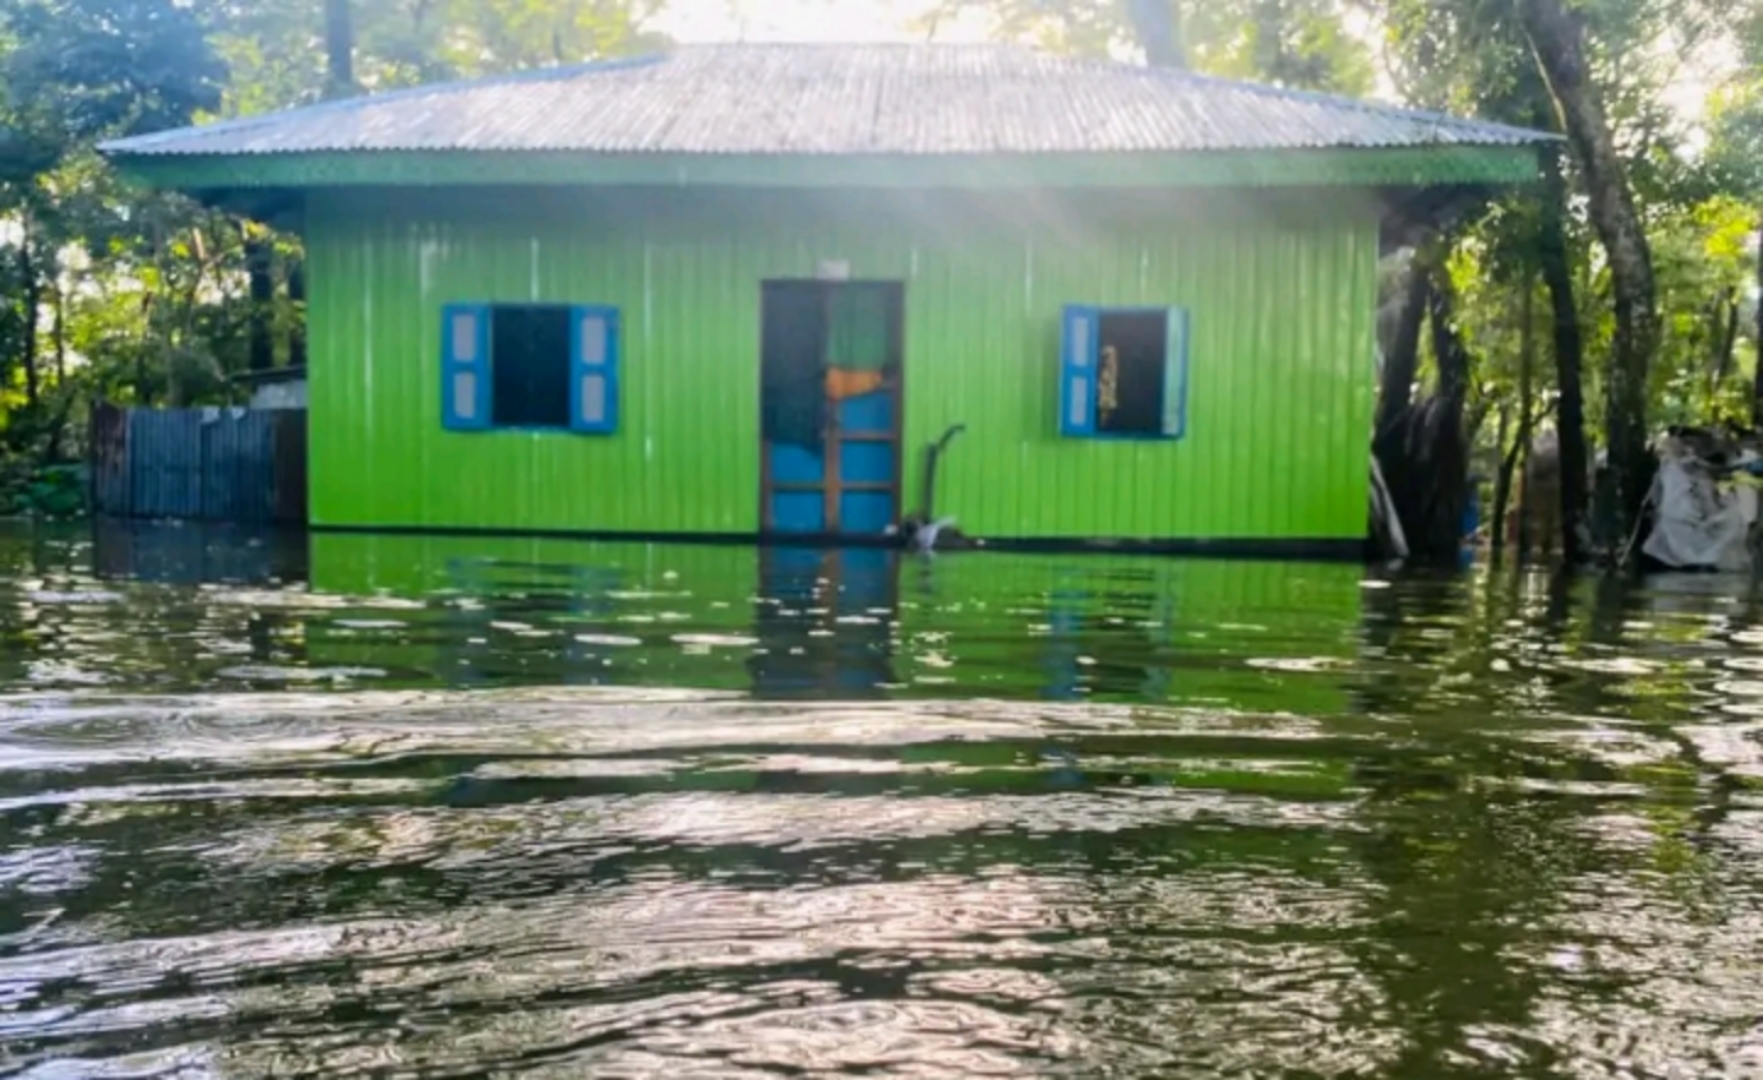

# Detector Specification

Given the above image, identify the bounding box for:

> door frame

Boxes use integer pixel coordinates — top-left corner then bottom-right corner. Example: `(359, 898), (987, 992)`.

(758, 278), (906, 540)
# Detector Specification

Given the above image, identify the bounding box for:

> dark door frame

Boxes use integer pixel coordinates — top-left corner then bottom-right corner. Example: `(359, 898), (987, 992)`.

(757, 278), (906, 540)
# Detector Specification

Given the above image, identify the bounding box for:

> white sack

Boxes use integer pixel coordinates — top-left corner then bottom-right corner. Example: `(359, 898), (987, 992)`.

(1643, 449), (1754, 572)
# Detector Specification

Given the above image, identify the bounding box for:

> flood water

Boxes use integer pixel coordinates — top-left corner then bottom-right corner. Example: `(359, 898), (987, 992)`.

(4, 523), (1763, 1077)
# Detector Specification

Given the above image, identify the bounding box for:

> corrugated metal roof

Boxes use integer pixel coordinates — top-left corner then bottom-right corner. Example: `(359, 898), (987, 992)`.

(101, 43), (1551, 159)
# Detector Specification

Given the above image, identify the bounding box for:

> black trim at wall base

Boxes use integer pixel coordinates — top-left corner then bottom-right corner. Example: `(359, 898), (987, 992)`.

(309, 523), (1369, 562)
(971, 535), (1369, 561)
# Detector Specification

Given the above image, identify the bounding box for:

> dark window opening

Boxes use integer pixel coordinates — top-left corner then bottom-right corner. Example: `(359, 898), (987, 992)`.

(1095, 310), (1168, 436)
(490, 304), (572, 429)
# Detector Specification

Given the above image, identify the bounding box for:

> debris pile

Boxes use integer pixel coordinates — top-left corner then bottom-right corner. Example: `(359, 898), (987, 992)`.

(1639, 426), (1763, 573)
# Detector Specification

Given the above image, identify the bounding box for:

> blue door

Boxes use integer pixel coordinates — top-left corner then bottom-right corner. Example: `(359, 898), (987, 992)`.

(760, 281), (903, 539)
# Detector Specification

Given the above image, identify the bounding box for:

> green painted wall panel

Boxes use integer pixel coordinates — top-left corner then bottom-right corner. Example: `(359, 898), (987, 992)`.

(307, 189), (1378, 540)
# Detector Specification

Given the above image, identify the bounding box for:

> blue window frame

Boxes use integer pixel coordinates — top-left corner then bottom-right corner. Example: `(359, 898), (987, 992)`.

(1059, 304), (1190, 441)
(440, 303), (621, 434)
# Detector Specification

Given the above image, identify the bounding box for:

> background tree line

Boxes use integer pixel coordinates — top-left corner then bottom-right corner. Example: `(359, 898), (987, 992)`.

(920, 0), (1763, 564)
(0, 0), (1758, 561)
(0, 0), (668, 469)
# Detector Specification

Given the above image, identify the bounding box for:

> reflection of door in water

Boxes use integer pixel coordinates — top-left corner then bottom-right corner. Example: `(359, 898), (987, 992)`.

(760, 281), (904, 538)
(749, 547), (900, 698)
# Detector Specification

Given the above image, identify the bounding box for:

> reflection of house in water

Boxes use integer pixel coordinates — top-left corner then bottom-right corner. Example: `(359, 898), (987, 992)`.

(1039, 564), (1179, 701)
(89, 521), (314, 672)
(751, 551), (1215, 704)
(894, 557), (1363, 711)
(749, 547), (901, 699)
(436, 556), (626, 687)
(304, 533), (1368, 707)
(92, 521), (310, 587)
(307, 534), (767, 691)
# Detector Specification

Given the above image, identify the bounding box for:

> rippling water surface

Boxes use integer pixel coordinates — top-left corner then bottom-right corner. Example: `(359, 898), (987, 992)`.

(5, 523), (1763, 1078)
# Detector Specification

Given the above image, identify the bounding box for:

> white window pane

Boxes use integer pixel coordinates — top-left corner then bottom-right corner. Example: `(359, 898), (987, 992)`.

(453, 371), (478, 421)
(1069, 315), (1091, 368)
(1068, 377), (1089, 429)
(450, 312), (479, 363)
(1164, 312), (1186, 435)
(579, 374), (607, 425)
(579, 314), (607, 367)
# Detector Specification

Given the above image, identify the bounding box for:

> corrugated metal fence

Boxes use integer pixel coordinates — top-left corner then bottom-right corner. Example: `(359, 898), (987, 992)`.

(90, 403), (307, 525)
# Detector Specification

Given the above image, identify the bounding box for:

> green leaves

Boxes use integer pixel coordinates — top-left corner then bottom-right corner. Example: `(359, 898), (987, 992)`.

(3, 0), (227, 142)
(206, 0), (675, 119)
(914, 0), (1372, 91)
(1706, 84), (1763, 200)
(0, 0), (679, 453)
(1, 0), (1756, 498)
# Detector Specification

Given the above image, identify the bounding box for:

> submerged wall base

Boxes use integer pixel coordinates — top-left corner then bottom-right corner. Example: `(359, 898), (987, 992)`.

(310, 522), (1368, 562)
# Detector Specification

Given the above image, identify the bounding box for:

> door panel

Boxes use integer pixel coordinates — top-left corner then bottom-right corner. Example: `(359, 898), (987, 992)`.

(760, 281), (903, 539)
(772, 490), (826, 533)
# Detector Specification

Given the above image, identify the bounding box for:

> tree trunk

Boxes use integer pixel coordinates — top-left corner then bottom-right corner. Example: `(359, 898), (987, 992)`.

(245, 229), (275, 372)
(1429, 271), (1473, 554)
(1428, 271), (1473, 412)
(52, 275), (65, 384)
(324, 0), (356, 98)
(1374, 397), (1470, 564)
(1754, 216), (1763, 426)
(1538, 147), (1588, 562)
(1493, 407), (1537, 569)
(1376, 256), (1432, 438)
(1491, 403), (1514, 566)
(1521, 0), (1660, 559)
(1713, 288), (1739, 394)
(1370, 260), (1475, 565)
(288, 257), (307, 369)
(20, 233), (40, 408)
(1465, 398), (1493, 448)
(1128, 0), (1184, 67)
(1516, 276), (1536, 559)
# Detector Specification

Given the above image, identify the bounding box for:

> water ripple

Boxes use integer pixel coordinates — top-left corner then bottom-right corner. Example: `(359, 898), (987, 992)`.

(1, 527), (1762, 1076)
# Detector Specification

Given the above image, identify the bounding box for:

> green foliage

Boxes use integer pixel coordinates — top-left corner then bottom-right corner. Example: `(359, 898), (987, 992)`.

(0, 0), (1759, 530)
(1646, 195), (1755, 426)
(3, 0), (227, 143)
(0, 0), (668, 474)
(0, 460), (87, 518)
(34, 467), (88, 517)
(915, 0), (1374, 92)
(941, 0), (1763, 504)
(1365, 0), (1763, 492)
(1707, 85), (1763, 200)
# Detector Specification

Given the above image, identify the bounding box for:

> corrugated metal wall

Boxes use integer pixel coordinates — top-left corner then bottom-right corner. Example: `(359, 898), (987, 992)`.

(128, 409), (205, 518)
(90, 405), (308, 525)
(306, 188), (1378, 541)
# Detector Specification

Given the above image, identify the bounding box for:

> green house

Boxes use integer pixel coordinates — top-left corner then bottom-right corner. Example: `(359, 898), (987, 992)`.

(101, 44), (1549, 555)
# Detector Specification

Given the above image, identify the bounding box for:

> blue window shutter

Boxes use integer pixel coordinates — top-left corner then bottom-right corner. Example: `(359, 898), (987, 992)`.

(441, 304), (492, 431)
(1162, 307), (1191, 439)
(1059, 305), (1099, 438)
(570, 305), (620, 435)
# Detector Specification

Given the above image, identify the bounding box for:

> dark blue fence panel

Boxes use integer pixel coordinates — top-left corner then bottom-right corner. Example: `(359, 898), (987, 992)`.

(93, 405), (306, 525)
(201, 410), (277, 523)
(128, 410), (203, 519)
